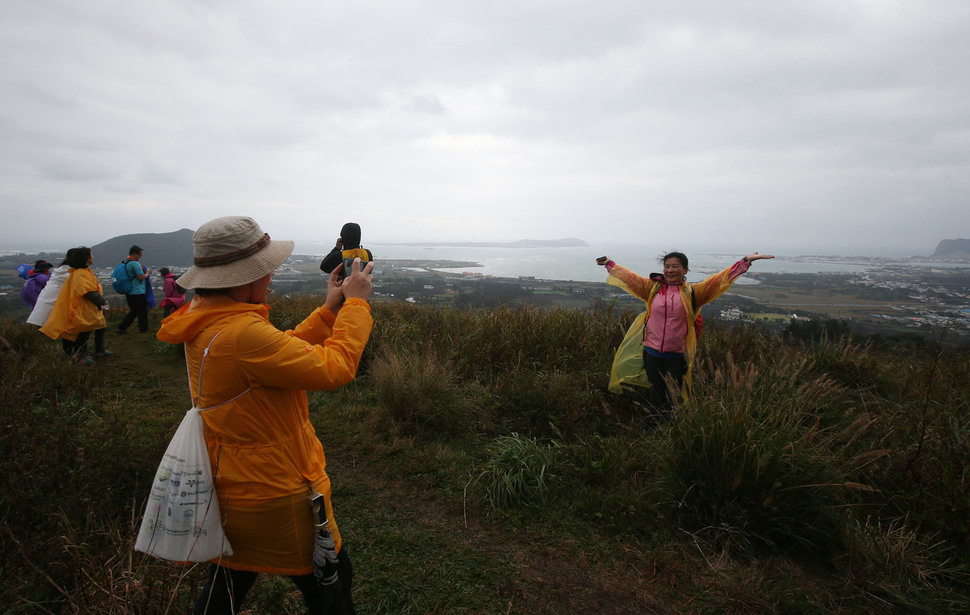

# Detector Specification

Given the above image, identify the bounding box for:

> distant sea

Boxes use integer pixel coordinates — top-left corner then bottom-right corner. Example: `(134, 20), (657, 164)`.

(292, 242), (965, 284)
(5, 242), (965, 283)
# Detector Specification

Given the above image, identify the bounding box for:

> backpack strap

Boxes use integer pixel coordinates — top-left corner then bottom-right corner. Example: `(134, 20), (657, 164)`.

(687, 283), (696, 312)
(641, 281), (663, 343)
(186, 331), (252, 411)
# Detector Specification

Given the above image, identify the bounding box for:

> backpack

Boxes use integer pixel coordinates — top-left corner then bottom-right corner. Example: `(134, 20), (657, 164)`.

(111, 259), (134, 294)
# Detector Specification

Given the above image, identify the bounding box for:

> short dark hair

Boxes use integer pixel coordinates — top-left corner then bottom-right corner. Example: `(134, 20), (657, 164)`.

(66, 247), (91, 269)
(195, 288), (232, 297)
(661, 251), (689, 270)
(129, 245), (143, 256)
(159, 267), (170, 276)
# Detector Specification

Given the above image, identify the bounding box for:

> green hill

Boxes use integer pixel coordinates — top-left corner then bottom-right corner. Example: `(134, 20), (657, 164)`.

(1, 228), (197, 268)
(90, 228), (196, 267)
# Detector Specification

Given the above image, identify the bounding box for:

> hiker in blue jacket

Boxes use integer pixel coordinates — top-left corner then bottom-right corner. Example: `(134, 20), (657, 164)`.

(116, 245), (153, 334)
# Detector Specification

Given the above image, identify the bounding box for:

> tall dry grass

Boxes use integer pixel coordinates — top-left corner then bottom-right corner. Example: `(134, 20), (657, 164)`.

(2, 301), (969, 612)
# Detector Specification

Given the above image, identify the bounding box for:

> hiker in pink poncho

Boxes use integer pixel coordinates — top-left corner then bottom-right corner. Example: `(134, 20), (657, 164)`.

(597, 251), (774, 412)
(159, 268), (186, 317)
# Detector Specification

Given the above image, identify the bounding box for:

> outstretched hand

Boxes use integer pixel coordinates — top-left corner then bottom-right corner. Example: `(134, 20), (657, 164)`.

(746, 252), (775, 262)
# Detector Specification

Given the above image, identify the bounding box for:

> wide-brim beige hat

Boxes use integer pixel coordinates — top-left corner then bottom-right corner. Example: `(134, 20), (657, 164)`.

(176, 216), (294, 290)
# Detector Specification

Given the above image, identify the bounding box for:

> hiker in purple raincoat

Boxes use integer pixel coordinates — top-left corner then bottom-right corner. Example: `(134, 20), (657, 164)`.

(21, 261), (53, 308)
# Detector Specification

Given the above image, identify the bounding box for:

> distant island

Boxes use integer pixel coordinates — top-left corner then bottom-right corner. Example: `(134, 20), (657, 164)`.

(374, 238), (589, 249)
(14, 234), (589, 268)
(931, 238), (970, 259)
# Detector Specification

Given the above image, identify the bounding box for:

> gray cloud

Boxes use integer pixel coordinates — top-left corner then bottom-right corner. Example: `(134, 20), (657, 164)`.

(1, 0), (967, 255)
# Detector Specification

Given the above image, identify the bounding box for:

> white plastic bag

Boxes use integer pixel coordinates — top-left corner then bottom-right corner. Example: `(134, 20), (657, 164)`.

(134, 407), (233, 562)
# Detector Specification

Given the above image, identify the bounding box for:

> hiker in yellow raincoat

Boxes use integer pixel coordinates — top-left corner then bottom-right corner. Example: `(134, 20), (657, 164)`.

(156, 216), (373, 615)
(597, 251), (774, 411)
(39, 247), (110, 364)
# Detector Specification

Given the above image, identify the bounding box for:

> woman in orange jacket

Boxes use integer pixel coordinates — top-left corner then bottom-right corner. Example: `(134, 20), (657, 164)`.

(156, 216), (373, 615)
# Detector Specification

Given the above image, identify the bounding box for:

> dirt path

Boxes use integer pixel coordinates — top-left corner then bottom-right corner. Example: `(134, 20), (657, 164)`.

(333, 449), (678, 614)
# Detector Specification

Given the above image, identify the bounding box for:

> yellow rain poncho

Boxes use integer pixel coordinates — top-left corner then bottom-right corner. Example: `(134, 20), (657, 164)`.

(606, 260), (750, 396)
(39, 267), (106, 342)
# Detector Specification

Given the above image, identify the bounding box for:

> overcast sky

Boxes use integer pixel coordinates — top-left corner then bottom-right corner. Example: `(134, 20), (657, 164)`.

(2, 0), (968, 256)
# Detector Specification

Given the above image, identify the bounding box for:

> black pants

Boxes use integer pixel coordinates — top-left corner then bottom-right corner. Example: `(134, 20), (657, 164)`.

(643, 350), (686, 411)
(61, 327), (106, 357)
(193, 547), (355, 615)
(118, 293), (149, 332)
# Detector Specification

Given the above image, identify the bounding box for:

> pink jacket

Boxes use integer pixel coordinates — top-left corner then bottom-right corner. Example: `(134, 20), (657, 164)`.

(609, 259), (750, 354)
(161, 273), (186, 309)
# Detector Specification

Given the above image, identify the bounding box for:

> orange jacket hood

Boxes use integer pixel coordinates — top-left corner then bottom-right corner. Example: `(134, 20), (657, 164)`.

(157, 296), (270, 344)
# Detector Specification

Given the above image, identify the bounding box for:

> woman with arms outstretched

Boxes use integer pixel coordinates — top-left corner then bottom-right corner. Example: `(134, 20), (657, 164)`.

(597, 251), (774, 412)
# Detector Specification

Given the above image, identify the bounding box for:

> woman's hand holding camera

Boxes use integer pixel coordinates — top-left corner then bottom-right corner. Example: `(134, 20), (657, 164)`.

(325, 258), (374, 313)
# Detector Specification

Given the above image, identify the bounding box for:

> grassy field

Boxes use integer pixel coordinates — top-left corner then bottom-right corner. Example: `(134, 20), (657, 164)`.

(2, 296), (970, 614)
(728, 283), (916, 321)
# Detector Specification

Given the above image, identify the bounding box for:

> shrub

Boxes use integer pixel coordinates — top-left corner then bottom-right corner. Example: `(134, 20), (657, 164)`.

(368, 348), (481, 436)
(659, 395), (853, 558)
(564, 433), (666, 534)
(368, 302), (623, 382)
(477, 433), (561, 512)
(490, 368), (607, 438)
(841, 517), (970, 613)
(0, 320), (192, 610)
(267, 293), (326, 331)
(805, 337), (894, 393)
(856, 346), (970, 553)
(699, 321), (777, 369)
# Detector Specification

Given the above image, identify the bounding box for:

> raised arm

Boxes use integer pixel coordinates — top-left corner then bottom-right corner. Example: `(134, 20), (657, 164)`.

(596, 256), (654, 303)
(693, 252), (774, 306)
